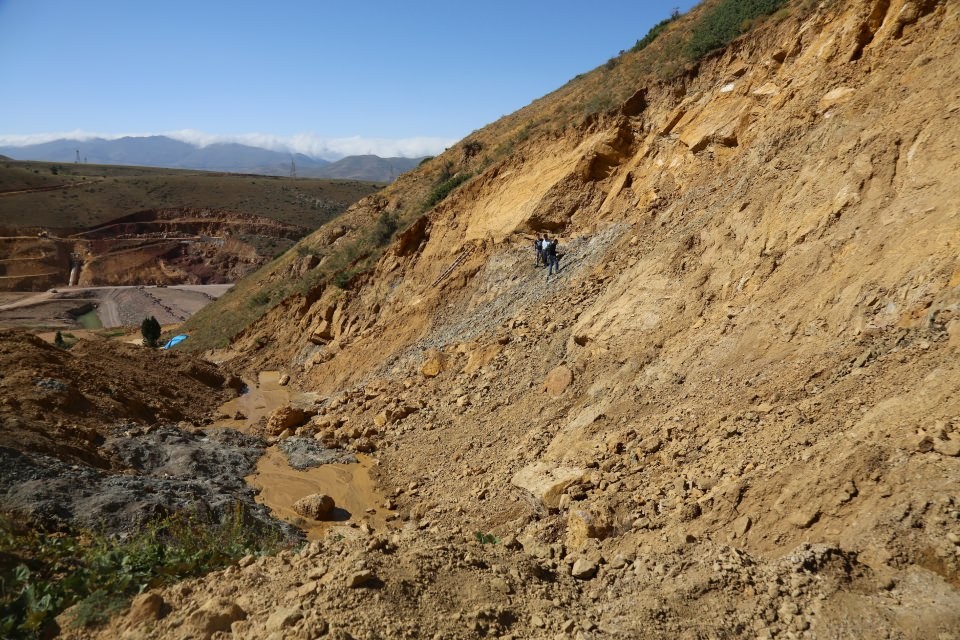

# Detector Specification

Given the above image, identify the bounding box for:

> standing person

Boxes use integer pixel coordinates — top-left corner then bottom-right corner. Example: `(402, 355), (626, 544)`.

(534, 235), (544, 267)
(544, 236), (560, 276)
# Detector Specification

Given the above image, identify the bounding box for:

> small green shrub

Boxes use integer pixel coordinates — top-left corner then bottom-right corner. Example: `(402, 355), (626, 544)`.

(584, 93), (616, 116)
(422, 172), (473, 212)
(295, 245), (319, 258)
(94, 329), (126, 339)
(474, 532), (499, 545)
(633, 9), (682, 52)
(462, 140), (483, 158)
(370, 212), (398, 247)
(333, 270), (354, 289)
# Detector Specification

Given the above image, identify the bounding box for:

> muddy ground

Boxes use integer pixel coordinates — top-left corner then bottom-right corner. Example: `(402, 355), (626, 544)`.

(0, 330), (314, 541)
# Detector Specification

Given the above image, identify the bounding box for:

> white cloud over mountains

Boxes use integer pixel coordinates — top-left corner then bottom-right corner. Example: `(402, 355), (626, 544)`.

(0, 130), (457, 160)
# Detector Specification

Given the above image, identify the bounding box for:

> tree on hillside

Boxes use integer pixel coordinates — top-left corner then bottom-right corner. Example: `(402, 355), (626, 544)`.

(141, 316), (161, 348)
(54, 330), (66, 348)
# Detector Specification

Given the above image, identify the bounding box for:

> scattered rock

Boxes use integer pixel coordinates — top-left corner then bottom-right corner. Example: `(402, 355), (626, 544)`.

(543, 365), (574, 397)
(609, 553), (631, 570)
(732, 514), (752, 538)
(347, 569), (376, 588)
(267, 406), (310, 436)
(934, 438), (960, 457)
(571, 558), (598, 580)
(818, 86), (856, 113)
(490, 576), (513, 594)
(188, 597), (246, 639)
(678, 501), (702, 522)
(280, 437), (356, 470)
(127, 592), (166, 625)
(266, 606), (303, 631)
(567, 505), (614, 548)
(294, 493), (336, 520)
(511, 463), (586, 509)
(787, 508), (821, 530)
(500, 534), (522, 550)
(421, 349), (449, 378)
(638, 436), (662, 454)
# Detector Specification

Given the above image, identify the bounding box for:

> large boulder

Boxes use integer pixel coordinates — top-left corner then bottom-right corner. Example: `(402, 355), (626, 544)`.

(567, 503), (614, 549)
(294, 493), (336, 520)
(420, 348), (449, 378)
(188, 597), (246, 639)
(511, 462), (585, 509)
(267, 406), (309, 436)
(543, 365), (574, 397)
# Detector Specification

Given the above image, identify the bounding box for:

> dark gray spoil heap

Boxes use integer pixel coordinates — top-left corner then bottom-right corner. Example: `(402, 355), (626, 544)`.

(278, 436), (357, 470)
(0, 424), (301, 541)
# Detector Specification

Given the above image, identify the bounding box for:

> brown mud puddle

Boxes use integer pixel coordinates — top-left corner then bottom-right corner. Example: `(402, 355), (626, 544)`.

(217, 370), (289, 427)
(213, 371), (389, 539)
(246, 448), (387, 538)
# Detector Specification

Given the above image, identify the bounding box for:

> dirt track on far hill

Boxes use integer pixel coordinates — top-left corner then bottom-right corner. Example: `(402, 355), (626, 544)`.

(0, 178), (103, 197)
(0, 284), (232, 329)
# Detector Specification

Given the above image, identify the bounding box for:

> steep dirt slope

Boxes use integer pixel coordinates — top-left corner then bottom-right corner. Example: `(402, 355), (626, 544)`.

(84, 1), (960, 638)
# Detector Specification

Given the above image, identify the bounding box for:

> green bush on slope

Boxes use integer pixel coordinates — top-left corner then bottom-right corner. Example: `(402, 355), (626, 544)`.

(632, 8), (682, 52)
(686, 0), (790, 59)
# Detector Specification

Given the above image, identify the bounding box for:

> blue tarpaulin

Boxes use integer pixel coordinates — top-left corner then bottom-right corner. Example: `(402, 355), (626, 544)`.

(162, 334), (188, 350)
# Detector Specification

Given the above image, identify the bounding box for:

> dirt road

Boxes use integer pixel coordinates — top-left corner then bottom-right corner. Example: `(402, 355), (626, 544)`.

(0, 284), (232, 329)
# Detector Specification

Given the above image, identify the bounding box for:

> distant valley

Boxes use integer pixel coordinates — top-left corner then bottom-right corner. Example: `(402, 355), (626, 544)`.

(0, 160), (382, 301)
(0, 135), (426, 183)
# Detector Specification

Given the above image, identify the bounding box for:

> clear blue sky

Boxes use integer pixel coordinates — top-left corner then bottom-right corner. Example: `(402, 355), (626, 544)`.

(0, 1), (699, 159)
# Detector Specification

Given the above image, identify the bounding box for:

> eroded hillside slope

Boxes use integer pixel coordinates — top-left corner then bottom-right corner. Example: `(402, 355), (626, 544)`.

(87, 0), (960, 638)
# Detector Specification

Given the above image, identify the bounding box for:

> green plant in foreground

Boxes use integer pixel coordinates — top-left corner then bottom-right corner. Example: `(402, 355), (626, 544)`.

(0, 505), (288, 638)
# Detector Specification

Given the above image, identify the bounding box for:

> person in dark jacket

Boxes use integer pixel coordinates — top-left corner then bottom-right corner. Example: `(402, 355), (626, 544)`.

(543, 236), (560, 276)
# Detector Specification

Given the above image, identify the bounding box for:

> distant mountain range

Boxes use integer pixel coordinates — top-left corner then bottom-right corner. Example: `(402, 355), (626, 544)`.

(0, 136), (425, 182)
